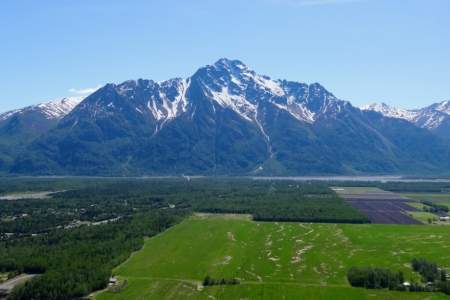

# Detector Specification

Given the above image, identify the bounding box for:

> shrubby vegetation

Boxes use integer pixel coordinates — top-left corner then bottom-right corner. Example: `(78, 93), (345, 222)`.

(203, 275), (240, 286)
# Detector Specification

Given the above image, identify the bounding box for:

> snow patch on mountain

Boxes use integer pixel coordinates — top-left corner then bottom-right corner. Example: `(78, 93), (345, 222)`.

(360, 102), (418, 121)
(361, 100), (450, 130)
(38, 97), (84, 119)
(430, 100), (450, 115)
(0, 109), (22, 121)
(254, 76), (285, 96)
(0, 97), (83, 122)
(417, 111), (447, 129)
(271, 100), (316, 123)
(116, 78), (190, 123)
(206, 85), (256, 121)
(199, 59), (333, 124)
(255, 105), (273, 157)
(157, 79), (190, 121)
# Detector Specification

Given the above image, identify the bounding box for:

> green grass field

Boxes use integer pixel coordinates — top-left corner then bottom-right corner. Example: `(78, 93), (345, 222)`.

(331, 187), (387, 194)
(403, 193), (450, 202)
(96, 215), (450, 300)
(405, 202), (426, 210)
(407, 211), (438, 224)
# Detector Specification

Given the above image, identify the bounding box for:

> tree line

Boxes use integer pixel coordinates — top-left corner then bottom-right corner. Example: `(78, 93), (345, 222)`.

(348, 258), (449, 295)
(347, 267), (405, 290)
(421, 201), (449, 214)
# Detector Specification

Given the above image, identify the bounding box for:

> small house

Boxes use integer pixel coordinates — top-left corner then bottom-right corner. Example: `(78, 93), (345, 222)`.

(109, 277), (118, 286)
(439, 216), (450, 221)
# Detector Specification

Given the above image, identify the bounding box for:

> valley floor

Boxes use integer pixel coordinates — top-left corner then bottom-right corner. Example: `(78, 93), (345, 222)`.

(95, 215), (450, 300)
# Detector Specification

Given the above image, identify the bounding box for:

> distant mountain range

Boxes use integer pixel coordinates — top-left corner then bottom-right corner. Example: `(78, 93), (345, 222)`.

(1, 59), (450, 176)
(0, 97), (83, 170)
(360, 101), (450, 140)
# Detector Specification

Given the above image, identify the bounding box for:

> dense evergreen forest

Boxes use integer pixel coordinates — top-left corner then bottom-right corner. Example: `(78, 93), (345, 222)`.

(193, 181), (368, 223)
(3, 211), (186, 299)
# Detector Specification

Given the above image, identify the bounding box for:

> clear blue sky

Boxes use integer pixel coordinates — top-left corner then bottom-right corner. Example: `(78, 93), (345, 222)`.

(1, 0), (449, 112)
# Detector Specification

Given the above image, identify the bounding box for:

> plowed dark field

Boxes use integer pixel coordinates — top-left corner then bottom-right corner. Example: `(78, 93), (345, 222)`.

(333, 187), (421, 224)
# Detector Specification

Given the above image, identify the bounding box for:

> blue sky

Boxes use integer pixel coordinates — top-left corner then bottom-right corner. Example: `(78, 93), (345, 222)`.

(1, 0), (449, 112)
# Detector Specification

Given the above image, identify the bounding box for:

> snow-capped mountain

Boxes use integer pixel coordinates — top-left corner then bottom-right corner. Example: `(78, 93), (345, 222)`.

(0, 97), (83, 122)
(195, 59), (348, 124)
(0, 96), (86, 169)
(35, 97), (84, 119)
(415, 100), (450, 129)
(82, 58), (347, 135)
(361, 100), (450, 138)
(359, 103), (418, 122)
(4, 58), (450, 176)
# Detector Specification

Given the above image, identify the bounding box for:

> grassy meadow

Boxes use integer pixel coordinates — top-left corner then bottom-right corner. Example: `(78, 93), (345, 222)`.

(402, 193), (450, 203)
(96, 215), (450, 300)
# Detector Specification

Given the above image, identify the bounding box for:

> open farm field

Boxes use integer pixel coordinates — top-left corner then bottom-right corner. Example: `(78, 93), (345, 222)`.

(333, 187), (420, 224)
(96, 215), (450, 300)
(406, 202), (427, 210)
(407, 212), (440, 224)
(403, 194), (450, 203)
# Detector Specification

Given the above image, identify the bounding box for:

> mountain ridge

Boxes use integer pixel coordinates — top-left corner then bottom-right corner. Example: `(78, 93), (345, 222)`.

(2, 58), (450, 176)
(361, 101), (450, 140)
(0, 97), (84, 170)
